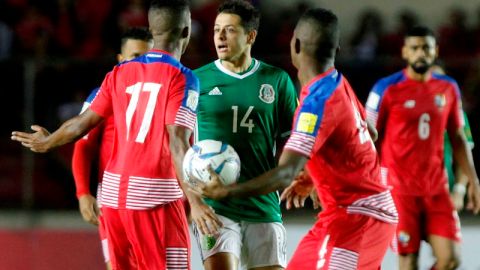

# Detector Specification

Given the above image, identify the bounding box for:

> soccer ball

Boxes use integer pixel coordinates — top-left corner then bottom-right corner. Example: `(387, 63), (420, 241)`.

(183, 140), (241, 186)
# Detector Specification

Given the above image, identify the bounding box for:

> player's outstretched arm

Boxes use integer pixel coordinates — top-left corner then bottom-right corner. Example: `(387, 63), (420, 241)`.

(451, 128), (480, 214)
(197, 150), (308, 200)
(167, 124), (223, 235)
(11, 109), (103, 153)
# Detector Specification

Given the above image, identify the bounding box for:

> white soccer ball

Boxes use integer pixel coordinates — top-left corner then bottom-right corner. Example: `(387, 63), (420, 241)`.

(183, 140), (241, 186)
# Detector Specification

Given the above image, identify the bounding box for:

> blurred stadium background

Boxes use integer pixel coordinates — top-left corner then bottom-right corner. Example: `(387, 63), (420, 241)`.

(0, 0), (479, 269)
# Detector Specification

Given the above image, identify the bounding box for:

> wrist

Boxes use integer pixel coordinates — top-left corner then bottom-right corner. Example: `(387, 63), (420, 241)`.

(453, 183), (467, 195)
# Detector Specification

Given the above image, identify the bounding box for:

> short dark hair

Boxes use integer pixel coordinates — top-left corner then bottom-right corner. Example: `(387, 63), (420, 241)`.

(120, 27), (153, 49)
(218, 0), (260, 32)
(405, 26), (436, 39)
(149, 0), (190, 12)
(299, 8), (340, 59)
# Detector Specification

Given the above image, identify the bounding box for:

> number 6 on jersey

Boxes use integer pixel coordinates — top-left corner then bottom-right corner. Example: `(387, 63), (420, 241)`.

(125, 82), (162, 143)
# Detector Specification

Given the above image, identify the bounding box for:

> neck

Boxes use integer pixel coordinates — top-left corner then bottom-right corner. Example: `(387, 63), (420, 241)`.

(152, 38), (183, 60)
(405, 66), (431, 82)
(220, 53), (252, 73)
(297, 57), (335, 86)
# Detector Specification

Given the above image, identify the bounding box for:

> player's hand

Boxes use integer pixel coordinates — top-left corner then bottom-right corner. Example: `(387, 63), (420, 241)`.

(11, 125), (51, 153)
(78, 194), (100, 226)
(189, 166), (229, 200)
(466, 182), (480, 214)
(450, 189), (465, 211)
(189, 194), (223, 235)
(280, 171), (315, 210)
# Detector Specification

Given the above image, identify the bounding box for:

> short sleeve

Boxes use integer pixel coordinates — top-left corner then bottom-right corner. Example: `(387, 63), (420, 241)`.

(365, 81), (390, 132)
(446, 82), (464, 138)
(284, 88), (336, 158)
(277, 71), (298, 138)
(166, 68), (200, 130)
(90, 72), (114, 118)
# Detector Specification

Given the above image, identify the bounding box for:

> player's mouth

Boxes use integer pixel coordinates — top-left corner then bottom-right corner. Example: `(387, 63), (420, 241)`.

(217, 44), (228, 53)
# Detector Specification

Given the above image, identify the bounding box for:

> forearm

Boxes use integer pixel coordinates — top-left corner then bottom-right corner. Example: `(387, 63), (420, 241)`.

(229, 165), (295, 198)
(452, 133), (479, 186)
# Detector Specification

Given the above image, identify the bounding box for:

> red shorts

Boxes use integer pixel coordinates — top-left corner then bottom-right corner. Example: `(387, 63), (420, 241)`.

(102, 200), (190, 270)
(392, 190), (461, 254)
(287, 210), (395, 270)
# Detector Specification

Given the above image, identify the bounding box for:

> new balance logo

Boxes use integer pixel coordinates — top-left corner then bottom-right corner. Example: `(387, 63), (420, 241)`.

(208, 87), (222, 95)
(404, 100), (415, 108)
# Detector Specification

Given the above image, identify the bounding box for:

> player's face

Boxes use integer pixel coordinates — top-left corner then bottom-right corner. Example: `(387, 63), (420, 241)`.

(117, 39), (152, 63)
(402, 36), (438, 74)
(214, 13), (255, 62)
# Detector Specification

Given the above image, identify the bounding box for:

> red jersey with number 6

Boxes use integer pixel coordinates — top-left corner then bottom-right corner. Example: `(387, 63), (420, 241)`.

(90, 49), (199, 210)
(365, 70), (463, 196)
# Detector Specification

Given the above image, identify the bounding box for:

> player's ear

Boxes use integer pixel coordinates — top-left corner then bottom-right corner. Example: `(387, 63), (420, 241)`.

(117, 54), (124, 63)
(181, 26), (190, 39)
(295, 38), (301, 54)
(247, 30), (257, 45)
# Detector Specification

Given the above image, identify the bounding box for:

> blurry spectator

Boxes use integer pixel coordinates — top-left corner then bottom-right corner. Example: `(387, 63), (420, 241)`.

(380, 9), (419, 57)
(118, 0), (148, 32)
(350, 9), (384, 61)
(192, 0), (222, 57)
(15, 6), (54, 57)
(473, 6), (480, 55)
(53, 0), (76, 55)
(0, 20), (13, 60)
(438, 7), (474, 58)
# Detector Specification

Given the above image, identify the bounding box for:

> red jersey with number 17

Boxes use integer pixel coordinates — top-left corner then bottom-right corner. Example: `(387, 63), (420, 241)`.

(366, 70), (463, 196)
(90, 49), (199, 210)
(285, 68), (398, 224)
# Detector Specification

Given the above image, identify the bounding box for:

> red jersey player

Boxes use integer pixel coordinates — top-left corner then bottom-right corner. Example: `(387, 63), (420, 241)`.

(71, 27), (152, 269)
(366, 26), (480, 270)
(11, 1), (210, 269)
(194, 9), (398, 270)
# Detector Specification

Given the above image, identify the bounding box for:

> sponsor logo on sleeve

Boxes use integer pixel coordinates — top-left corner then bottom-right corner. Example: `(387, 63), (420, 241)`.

(186, 90), (199, 111)
(366, 92), (380, 110)
(296, 112), (318, 134)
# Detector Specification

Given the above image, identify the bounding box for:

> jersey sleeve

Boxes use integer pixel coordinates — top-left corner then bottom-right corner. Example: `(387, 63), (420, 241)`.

(90, 72), (114, 118)
(277, 71), (298, 139)
(72, 124), (102, 198)
(166, 68), (200, 130)
(446, 81), (464, 138)
(365, 80), (390, 133)
(284, 90), (336, 158)
(463, 111), (474, 149)
(71, 88), (102, 199)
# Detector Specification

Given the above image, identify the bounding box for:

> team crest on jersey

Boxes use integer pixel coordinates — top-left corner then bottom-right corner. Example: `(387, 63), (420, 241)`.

(186, 90), (199, 111)
(398, 231), (410, 246)
(434, 94), (446, 108)
(258, 84), (275, 104)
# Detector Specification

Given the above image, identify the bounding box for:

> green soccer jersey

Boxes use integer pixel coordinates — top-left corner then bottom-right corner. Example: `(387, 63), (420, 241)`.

(444, 110), (474, 191)
(194, 59), (298, 223)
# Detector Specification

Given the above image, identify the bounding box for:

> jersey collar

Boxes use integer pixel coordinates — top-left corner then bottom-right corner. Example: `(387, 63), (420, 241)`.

(214, 58), (261, 79)
(304, 67), (337, 89)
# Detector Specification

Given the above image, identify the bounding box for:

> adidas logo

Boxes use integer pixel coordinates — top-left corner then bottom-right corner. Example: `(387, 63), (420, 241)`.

(208, 87), (222, 95)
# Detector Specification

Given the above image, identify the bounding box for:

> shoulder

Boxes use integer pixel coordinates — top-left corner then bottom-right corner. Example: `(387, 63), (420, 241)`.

(431, 72), (461, 95)
(256, 60), (289, 77)
(194, 61), (217, 77)
(372, 70), (407, 95)
(86, 87), (100, 103)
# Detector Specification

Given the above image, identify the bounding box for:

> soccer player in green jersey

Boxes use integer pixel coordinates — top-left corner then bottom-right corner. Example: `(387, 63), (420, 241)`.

(191, 1), (297, 269)
(445, 111), (475, 210)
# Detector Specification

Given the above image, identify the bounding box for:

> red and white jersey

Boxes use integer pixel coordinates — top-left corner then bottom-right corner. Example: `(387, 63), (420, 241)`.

(285, 68), (398, 224)
(72, 87), (114, 205)
(366, 70), (463, 196)
(90, 49), (200, 210)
